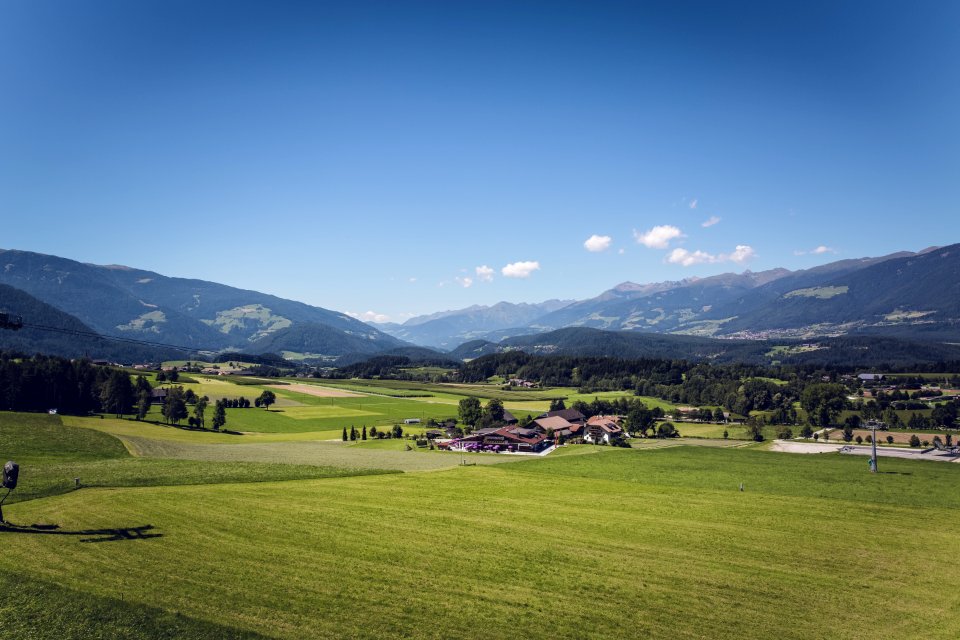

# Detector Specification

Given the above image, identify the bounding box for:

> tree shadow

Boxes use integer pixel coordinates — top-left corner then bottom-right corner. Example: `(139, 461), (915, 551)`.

(878, 471), (912, 475)
(0, 522), (162, 543)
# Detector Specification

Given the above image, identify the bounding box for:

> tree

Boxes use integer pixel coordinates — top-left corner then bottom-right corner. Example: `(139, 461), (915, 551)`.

(162, 386), (188, 425)
(722, 429), (729, 439)
(842, 424), (854, 442)
(212, 400), (226, 431)
(458, 397), (482, 428)
(656, 422), (677, 438)
(549, 398), (566, 411)
(801, 383), (848, 427)
(136, 389), (151, 421)
(99, 369), (135, 418)
(855, 435), (863, 444)
(484, 398), (505, 424)
(257, 390), (276, 410)
(167, 368), (179, 383)
(342, 427), (348, 441)
(746, 419), (764, 442)
(713, 407), (726, 423)
(156, 370), (166, 383)
(362, 425), (367, 440)
(135, 375), (152, 395)
(184, 388), (198, 405)
(909, 434), (921, 448)
(886, 435), (894, 444)
(392, 424), (404, 439)
(777, 426), (793, 440)
(194, 397), (208, 429)
(350, 426), (357, 441)
(799, 425), (813, 438)
(625, 402), (654, 437)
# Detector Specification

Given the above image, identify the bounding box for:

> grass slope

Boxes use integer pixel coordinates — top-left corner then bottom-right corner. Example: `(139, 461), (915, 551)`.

(1, 413), (397, 504)
(2, 446), (958, 639)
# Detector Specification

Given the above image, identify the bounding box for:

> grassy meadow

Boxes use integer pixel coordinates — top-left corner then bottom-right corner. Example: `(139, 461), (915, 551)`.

(2, 430), (958, 639)
(2, 372), (959, 639)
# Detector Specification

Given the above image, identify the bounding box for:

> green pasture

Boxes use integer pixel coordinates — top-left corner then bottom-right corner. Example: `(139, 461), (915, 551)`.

(2, 442), (958, 639)
(0, 413), (395, 505)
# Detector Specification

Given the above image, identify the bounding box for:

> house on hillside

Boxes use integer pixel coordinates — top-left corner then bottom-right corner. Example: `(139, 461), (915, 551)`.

(858, 373), (885, 383)
(502, 409), (519, 425)
(531, 415), (582, 440)
(540, 408), (586, 425)
(584, 415), (625, 444)
(453, 425), (550, 453)
(150, 388), (168, 405)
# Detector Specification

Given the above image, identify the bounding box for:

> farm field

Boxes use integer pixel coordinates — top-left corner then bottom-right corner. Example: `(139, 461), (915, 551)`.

(2, 433), (959, 639)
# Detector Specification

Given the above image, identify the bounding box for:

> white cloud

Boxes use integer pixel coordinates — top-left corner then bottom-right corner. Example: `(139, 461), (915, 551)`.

(727, 245), (756, 263)
(796, 245), (836, 256)
(501, 260), (541, 278)
(701, 215), (721, 228)
(618, 248), (625, 255)
(455, 276), (473, 288)
(665, 244), (756, 267)
(634, 225), (684, 249)
(666, 248), (718, 266)
(408, 277), (417, 283)
(583, 234), (612, 252)
(475, 265), (494, 282)
(347, 310), (391, 324)
(689, 198), (698, 209)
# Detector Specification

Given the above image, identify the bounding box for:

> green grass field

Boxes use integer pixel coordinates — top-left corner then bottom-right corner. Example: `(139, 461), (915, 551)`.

(3, 404), (960, 639)
(3, 444), (959, 639)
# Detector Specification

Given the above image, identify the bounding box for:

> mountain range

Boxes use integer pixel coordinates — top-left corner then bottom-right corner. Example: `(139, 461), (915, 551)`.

(380, 244), (960, 345)
(1, 244), (958, 365)
(0, 249), (402, 359)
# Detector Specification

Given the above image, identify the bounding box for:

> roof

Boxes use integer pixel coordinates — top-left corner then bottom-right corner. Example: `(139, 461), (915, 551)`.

(502, 409), (518, 423)
(544, 409), (586, 422)
(587, 416), (623, 433)
(533, 416), (574, 431)
(587, 414), (622, 426)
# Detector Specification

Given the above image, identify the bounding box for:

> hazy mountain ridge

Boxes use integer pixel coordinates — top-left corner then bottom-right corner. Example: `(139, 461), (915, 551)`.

(0, 249), (404, 356)
(379, 299), (574, 349)
(0, 283), (175, 361)
(445, 326), (960, 367)
(385, 246), (958, 347)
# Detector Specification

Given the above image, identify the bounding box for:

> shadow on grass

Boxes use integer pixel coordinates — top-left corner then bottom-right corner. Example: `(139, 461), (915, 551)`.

(128, 418), (245, 436)
(0, 522), (162, 543)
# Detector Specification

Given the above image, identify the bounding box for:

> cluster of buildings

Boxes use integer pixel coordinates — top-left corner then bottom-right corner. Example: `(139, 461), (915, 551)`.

(437, 408), (626, 454)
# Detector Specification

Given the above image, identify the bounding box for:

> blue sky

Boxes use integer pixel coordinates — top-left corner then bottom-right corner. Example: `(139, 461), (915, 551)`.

(1, 0), (957, 323)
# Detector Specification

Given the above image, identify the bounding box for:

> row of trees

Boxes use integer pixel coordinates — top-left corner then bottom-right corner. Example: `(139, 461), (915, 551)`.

(341, 424), (404, 441)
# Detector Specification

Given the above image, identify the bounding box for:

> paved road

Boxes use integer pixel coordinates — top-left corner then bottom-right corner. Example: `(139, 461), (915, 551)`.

(770, 440), (960, 463)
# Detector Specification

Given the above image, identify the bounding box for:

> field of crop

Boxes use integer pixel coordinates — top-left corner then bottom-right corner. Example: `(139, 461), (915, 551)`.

(2, 407), (959, 639)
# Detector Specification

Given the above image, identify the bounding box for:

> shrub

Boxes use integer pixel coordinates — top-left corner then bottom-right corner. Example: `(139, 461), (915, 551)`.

(855, 435), (863, 444)
(909, 434), (921, 448)
(777, 427), (793, 440)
